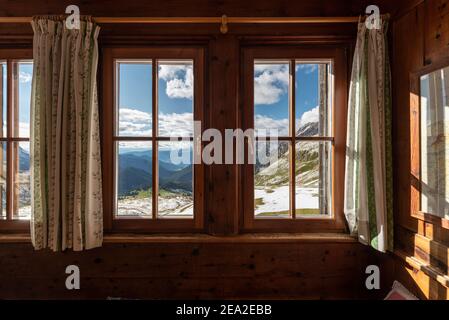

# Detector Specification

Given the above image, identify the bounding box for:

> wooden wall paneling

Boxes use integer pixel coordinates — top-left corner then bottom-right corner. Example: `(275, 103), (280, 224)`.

(394, 256), (449, 299)
(0, 0), (405, 20)
(392, 3), (425, 233)
(207, 35), (239, 235)
(0, 241), (390, 299)
(422, 220), (449, 247)
(424, 0), (449, 64)
(391, 0), (449, 300)
(396, 226), (449, 274)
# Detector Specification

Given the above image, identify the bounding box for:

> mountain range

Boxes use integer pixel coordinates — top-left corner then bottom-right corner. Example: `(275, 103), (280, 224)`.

(12, 118), (322, 198)
(118, 120), (322, 197)
(118, 149), (193, 196)
(0, 146), (31, 172)
(255, 121), (321, 188)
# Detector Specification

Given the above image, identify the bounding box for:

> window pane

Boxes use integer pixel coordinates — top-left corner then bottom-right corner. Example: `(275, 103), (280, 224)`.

(295, 63), (331, 137)
(158, 61), (194, 137)
(420, 67), (449, 220)
(1, 62), (6, 138)
(295, 141), (332, 216)
(158, 141), (193, 218)
(254, 62), (290, 137)
(12, 142), (30, 220)
(13, 61), (33, 138)
(116, 141), (152, 217)
(0, 142), (6, 219)
(117, 62), (152, 137)
(254, 140), (290, 218)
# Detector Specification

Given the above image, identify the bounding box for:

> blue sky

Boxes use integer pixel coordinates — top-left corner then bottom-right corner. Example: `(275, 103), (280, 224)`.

(119, 63), (152, 117)
(254, 63), (322, 136)
(117, 61), (324, 141)
(2, 62), (32, 140)
(18, 63), (32, 138)
(118, 62), (193, 141)
(5, 60), (324, 147)
(118, 62), (193, 117)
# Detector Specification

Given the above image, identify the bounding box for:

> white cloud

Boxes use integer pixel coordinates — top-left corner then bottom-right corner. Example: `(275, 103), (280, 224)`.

(296, 64), (318, 74)
(159, 64), (193, 100)
(254, 64), (289, 105)
(295, 106), (320, 131)
(159, 112), (193, 137)
(19, 71), (32, 83)
(255, 115), (289, 136)
(118, 106), (319, 151)
(299, 106), (319, 126)
(119, 108), (152, 136)
(159, 140), (192, 153)
(118, 140), (152, 151)
(254, 107), (319, 137)
(118, 107), (193, 138)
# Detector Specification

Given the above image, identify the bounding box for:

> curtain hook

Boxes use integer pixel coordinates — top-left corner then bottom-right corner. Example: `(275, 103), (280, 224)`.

(220, 14), (228, 34)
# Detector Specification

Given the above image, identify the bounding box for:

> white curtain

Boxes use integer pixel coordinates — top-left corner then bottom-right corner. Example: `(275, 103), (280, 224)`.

(344, 17), (393, 252)
(30, 17), (103, 251)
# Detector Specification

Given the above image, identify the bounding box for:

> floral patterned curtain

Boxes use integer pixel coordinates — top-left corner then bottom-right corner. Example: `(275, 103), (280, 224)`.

(30, 16), (103, 251)
(344, 16), (393, 252)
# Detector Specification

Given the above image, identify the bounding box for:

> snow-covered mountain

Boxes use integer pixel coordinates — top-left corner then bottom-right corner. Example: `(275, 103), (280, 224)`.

(255, 119), (320, 188)
(296, 121), (319, 137)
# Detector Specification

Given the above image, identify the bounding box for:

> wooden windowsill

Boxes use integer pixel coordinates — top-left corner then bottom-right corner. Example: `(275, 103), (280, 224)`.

(395, 249), (449, 289)
(0, 233), (357, 244)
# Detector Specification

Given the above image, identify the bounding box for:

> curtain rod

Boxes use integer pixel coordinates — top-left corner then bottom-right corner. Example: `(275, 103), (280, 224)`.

(0, 16), (360, 24)
(0, 16), (360, 33)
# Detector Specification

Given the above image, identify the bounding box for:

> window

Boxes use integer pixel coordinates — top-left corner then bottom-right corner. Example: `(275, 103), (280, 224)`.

(0, 49), (33, 231)
(411, 64), (449, 229)
(242, 47), (348, 232)
(102, 48), (204, 232)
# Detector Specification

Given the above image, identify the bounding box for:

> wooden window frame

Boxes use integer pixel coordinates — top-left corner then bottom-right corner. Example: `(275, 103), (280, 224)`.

(410, 57), (449, 231)
(102, 47), (205, 233)
(0, 48), (32, 233)
(240, 46), (348, 233)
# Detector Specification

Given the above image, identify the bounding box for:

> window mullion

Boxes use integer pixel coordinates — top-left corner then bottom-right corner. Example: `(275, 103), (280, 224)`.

(152, 58), (158, 220)
(6, 60), (13, 221)
(290, 59), (296, 220)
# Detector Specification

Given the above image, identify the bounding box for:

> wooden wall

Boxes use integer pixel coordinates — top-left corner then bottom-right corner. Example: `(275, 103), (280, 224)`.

(0, 0), (410, 299)
(0, 238), (393, 299)
(391, 0), (449, 300)
(0, 0), (407, 18)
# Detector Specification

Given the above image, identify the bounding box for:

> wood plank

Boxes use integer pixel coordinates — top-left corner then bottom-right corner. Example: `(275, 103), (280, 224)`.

(0, 0), (405, 19)
(393, 0), (449, 300)
(393, 4), (425, 233)
(0, 241), (388, 299)
(423, 220), (449, 247)
(395, 250), (449, 299)
(396, 226), (449, 273)
(424, 0), (449, 64)
(0, 232), (358, 244)
(0, 16), (363, 24)
(207, 35), (239, 235)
